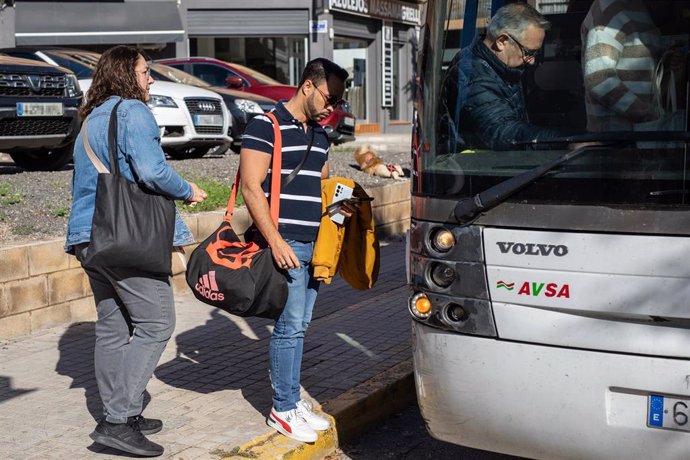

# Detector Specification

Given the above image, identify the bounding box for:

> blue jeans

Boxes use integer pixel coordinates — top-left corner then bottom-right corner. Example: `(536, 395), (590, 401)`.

(269, 240), (320, 412)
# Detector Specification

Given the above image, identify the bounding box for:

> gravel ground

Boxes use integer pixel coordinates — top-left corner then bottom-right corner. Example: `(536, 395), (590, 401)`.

(0, 144), (411, 247)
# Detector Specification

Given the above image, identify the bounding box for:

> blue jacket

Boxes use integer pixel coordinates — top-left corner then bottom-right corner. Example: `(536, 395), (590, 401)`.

(66, 96), (194, 253)
(440, 36), (563, 151)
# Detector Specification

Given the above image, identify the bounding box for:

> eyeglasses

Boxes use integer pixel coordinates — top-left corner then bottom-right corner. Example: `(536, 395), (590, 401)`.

(506, 33), (541, 62)
(135, 67), (151, 77)
(312, 81), (343, 108)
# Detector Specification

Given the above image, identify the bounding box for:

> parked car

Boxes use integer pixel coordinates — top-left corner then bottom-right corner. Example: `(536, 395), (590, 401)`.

(157, 57), (357, 145)
(149, 62), (275, 153)
(1, 48), (233, 160)
(0, 55), (82, 170)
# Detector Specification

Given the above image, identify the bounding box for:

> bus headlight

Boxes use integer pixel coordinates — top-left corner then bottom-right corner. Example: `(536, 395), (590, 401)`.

(430, 228), (455, 252)
(409, 292), (432, 319)
(444, 303), (468, 323)
(429, 262), (455, 288)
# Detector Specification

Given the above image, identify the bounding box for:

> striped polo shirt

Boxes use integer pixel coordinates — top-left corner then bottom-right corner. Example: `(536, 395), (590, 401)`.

(241, 102), (329, 242)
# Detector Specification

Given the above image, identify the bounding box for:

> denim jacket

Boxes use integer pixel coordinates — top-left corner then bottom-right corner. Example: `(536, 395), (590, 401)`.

(65, 96), (194, 253)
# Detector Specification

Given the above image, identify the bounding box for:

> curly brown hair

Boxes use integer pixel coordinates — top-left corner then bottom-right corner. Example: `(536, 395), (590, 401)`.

(79, 45), (147, 118)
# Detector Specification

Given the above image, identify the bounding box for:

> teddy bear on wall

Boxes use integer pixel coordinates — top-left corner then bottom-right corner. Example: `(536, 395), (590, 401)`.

(353, 145), (405, 180)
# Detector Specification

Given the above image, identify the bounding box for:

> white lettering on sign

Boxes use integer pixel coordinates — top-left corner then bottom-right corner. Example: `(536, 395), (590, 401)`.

(330, 0), (368, 14)
(330, 0), (420, 24)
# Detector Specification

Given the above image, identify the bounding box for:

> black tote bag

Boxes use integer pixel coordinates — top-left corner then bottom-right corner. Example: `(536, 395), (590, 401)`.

(81, 100), (175, 274)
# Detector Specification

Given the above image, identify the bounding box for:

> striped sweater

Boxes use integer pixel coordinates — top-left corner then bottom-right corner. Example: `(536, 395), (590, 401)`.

(581, 0), (662, 131)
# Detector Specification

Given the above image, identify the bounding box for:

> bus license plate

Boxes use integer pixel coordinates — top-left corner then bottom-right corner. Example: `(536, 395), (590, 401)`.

(17, 102), (63, 117)
(648, 394), (690, 432)
(193, 114), (223, 126)
(343, 117), (355, 127)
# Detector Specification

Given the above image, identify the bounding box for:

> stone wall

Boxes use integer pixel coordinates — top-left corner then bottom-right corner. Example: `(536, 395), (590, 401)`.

(0, 181), (410, 339)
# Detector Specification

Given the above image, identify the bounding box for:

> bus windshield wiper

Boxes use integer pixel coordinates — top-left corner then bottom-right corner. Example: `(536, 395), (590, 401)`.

(453, 141), (624, 222)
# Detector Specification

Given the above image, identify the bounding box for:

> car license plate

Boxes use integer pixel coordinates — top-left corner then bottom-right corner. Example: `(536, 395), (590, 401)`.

(648, 394), (690, 432)
(193, 114), (223, 126)
(343, 117), (355, 127)
(16, 102), (63, 117)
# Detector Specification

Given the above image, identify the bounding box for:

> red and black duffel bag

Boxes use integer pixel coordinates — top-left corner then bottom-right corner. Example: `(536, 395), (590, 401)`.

(185, 113), (287, 319)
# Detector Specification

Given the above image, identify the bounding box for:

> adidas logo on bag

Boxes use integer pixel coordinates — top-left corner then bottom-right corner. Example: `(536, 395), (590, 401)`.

(195, 270), (225, 301)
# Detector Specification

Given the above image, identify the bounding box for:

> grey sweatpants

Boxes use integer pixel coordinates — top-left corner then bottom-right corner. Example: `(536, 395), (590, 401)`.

(76, 244), (176, 424)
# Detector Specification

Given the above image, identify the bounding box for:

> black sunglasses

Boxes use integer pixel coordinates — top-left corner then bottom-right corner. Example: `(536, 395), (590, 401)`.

(506, 33), (541, 61)
(313, 83), (344, 108)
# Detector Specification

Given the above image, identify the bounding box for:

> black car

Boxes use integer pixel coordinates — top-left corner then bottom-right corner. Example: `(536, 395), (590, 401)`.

(0, 55), (82, 170)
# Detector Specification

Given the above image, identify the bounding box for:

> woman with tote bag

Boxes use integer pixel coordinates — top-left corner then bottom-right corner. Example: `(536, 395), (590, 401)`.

(65, 46), (206, 457)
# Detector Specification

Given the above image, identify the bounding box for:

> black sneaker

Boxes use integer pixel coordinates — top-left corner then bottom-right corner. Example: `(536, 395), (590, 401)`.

(128, 415), (163, 435)
(89, 420), (164, 457)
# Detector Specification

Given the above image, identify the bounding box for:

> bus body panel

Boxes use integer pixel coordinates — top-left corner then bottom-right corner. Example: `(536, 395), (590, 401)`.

(413, 321), (690, 460)
(484, 228), (690, 357)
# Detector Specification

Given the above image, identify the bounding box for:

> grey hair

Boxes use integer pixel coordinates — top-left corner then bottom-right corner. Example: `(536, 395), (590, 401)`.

(486, 3), (550, 41)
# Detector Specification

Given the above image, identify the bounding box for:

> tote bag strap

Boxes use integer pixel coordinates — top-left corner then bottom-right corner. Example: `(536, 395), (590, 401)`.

(225, 111), (282, 226)
(81, 99), (124, 175)
(82, 120), (109, 174)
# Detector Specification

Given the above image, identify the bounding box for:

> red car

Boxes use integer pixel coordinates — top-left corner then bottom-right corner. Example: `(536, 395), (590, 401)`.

(156, 57), (356, 144)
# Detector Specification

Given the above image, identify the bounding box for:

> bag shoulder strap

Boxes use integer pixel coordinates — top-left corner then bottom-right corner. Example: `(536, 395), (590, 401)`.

(282, 126), (315, 189)
(81, 99), (124, 175)
(225, 111), (282, 226)
(82, 119), (109, 174)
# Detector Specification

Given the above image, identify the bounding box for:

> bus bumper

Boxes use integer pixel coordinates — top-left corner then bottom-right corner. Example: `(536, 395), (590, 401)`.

(412, 321), (690, 459)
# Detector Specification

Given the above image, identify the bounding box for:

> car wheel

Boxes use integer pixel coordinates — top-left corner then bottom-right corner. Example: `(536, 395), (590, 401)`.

(165, 147), (208, 160)
(9, 145), (73, 171)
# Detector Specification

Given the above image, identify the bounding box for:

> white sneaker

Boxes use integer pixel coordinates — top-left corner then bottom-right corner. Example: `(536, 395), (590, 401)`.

(267, 408), (318, 443)
(295, 399), (331, 431)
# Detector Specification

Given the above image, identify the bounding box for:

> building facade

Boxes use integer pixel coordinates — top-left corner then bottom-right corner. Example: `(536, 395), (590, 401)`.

(11, 0), (422, 133)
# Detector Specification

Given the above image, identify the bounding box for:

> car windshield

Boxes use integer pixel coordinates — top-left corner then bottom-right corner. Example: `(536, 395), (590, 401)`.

(150, 63), (211, 87)
(43, 51), (95, 79)
(230, 63), (281, 85)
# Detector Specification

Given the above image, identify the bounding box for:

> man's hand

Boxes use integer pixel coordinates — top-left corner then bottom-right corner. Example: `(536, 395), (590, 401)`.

(185, 181), (207, 206)
(270, 237), (301, 270)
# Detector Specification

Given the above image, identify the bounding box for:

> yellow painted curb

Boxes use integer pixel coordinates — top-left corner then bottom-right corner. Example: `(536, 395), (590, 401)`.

(221, 359), (415, 459)
(220, 423), (336, 460)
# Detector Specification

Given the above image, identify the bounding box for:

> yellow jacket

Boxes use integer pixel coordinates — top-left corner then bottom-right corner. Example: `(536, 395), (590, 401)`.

(313, 177), (380, 289)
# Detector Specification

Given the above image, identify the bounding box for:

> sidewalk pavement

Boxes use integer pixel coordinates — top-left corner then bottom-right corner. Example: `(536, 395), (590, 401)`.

(0, 239), (413, 460)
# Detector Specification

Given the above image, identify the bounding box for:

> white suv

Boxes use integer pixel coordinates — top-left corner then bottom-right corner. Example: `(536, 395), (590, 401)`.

(2, 48), (232, 159)
(82, 78), (231, 159)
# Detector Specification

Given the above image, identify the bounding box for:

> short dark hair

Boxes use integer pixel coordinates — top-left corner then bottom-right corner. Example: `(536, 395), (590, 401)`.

(298, 58), (349, 88)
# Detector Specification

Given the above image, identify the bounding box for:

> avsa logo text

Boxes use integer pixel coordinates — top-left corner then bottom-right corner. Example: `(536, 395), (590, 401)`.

(497, 280), (570, 298)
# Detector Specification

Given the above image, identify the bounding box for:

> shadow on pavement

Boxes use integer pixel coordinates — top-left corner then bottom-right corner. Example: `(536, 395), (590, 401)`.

(0, 375), (36, 404)
(154, 309), (275, 417)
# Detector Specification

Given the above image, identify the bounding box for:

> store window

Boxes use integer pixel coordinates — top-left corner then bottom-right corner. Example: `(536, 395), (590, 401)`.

(334, 37), (370, 121)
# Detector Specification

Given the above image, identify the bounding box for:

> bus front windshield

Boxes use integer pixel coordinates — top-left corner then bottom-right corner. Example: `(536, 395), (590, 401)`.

(416, 0), (690, 209)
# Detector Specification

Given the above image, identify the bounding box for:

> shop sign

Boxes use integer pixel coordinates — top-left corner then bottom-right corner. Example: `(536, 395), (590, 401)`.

(310, 20), (329, 33)
(329, 0), (421, 25)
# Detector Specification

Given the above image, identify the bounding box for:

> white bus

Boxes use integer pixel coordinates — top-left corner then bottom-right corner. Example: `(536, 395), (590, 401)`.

(409, 0), (690, 458)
